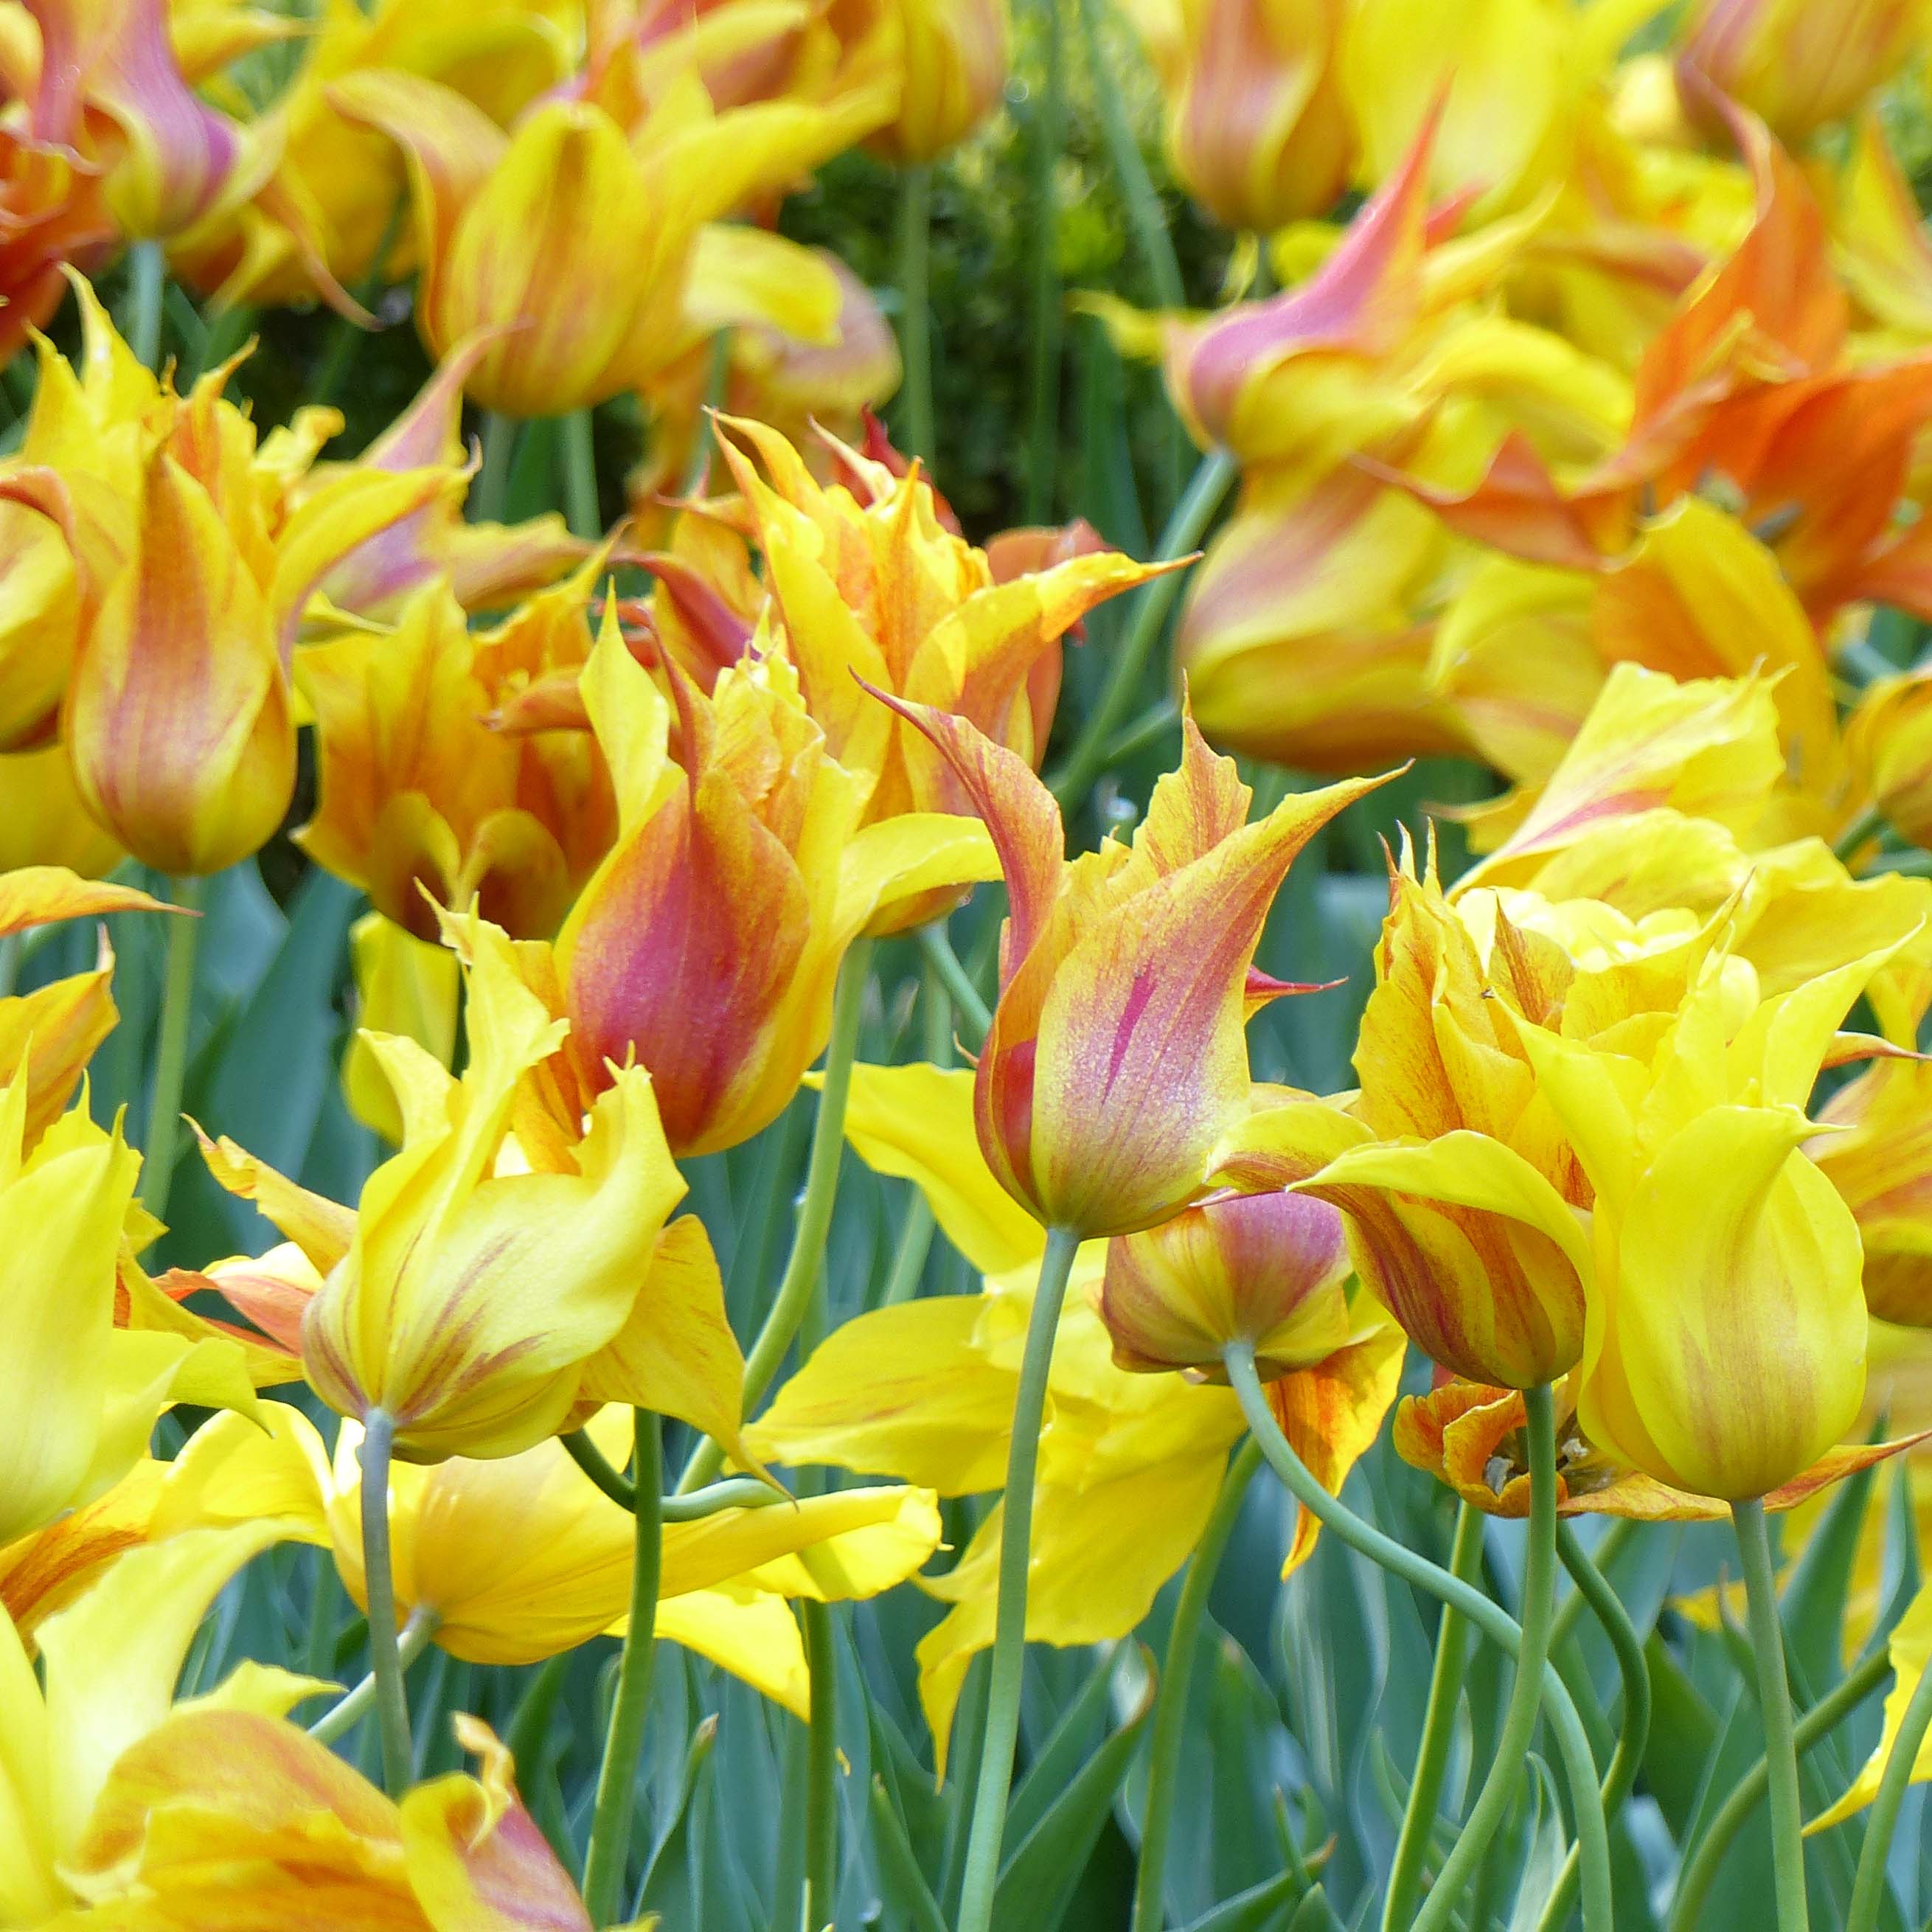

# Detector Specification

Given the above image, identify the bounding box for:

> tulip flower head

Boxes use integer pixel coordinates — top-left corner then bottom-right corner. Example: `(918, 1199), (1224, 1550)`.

(558, 613), (992, 1156)
(854, 0), (1010, 164)
(1812, 1057), (1932, 1329)
(876, 692), (1386, 1237)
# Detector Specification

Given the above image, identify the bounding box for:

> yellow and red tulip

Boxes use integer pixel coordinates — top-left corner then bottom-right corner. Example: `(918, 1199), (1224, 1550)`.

(878, 694), (1384, 1237)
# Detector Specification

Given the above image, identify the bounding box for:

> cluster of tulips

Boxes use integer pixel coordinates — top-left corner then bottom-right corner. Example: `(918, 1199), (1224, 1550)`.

(16, 0), (1932, 1927)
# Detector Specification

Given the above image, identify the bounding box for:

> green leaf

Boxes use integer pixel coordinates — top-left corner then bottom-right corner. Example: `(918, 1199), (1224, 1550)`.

(1177, 1869), (1300, 1932)
(869, 1774), (950, 1932)
(1782, 1457), (1879, 1688)
(991, 1668), (1155, 1932)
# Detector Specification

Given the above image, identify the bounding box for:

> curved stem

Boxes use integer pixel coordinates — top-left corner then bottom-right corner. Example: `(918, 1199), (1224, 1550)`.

(581, 1410), (664, 1924)
(662, 1478), (784, 1522)
(1550, 1517), (1638, 1655)
(897, 166), (934, 466)
(1537, 1523), (1654, 1932)
(1734, 1498), (1810, 1932)
(125, 239), (167, 369)
(678, 939), (873, 1493)
(558, 409), (601, 540)
(1047, 447), (1237, 809)
(955, 1224), (1083, 1932)
(140, 875), (205, 1220)
(1845, 1634), (1932, 1932)
(307, 1608), (438, 1744)
(563, 1427), (634, 1509)
(917, 920), (992, 1046)
(1133, 1437), (1261, 1932)
(1412, 1384), (1559, 1932)
(357, 1408), (413, 1793)
(1670, 1646), (1891, 1932)
(1223, 1344), (1612, 1932)
(1833, 805), (1887, 866)
(803, 1598), (841, 1928)
(1382, 1502), (1484, 1931)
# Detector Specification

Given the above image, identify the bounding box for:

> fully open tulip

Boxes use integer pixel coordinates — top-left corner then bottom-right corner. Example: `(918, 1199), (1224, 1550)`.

(713, 412), (1172, 833)
(878, 694), (1385, 1237)
(855, 0), (1009, 164)
(162, 1400), (940, 1706)
(297, 572), (617, 942)
(332, 63), (886, 416)
(214, 917), (751, 1463)
(558, 614), (992, 1156)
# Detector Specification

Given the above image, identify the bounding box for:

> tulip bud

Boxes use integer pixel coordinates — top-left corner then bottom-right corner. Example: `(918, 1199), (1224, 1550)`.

(1099, 1186), (1352, 1379)
(1812, 1058), (1932, 1328)
(1677, 0), (1924, 144)
(1164, 0), (1352, 232)
(881, 692), (1386, 1237)
(859, 0), (1009, 165)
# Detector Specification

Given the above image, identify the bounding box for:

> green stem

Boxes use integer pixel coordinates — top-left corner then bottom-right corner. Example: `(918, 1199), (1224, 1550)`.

(1549, 1517), (1638, 1654)
(678, 939), (874, 1493)
(1132, 1437), (1262, 1932)
(307, 1608), (438, 1744)
(581, 1411), (664, 1923)
(563, 1428), (635, 1509)
(1047, 446), (1237, 808)
(140, 876), (206, 1220)
(125, 240), (167, 369)
(358, 1408), (413, 1793)
(955, 1224), (1084, 1932)
(1411, 1385), (1560, 1932)
(803, 1597), (841, 1928)
(558, 409), (601, 540)
(1846, 1633), (1932, 1932)
(1734, 1498), (1810, 1932)
(1833, 805), (1888, 866)
(917, 920), (992, 1046)
(1022, 0), (1064, 524)
(1537, 1523), (1654, 1932)
(1382, 1502), (1485, 1931)
(473, 411), (518, 526)
(681, 327), (734, 495)
(897, 165), (934, 466)
(0, 931), (21, 1000)
(662, 1478), (783, 1521)
(1670, 1645), (1892, 1932)
(1223, 1345), (1612, 1932)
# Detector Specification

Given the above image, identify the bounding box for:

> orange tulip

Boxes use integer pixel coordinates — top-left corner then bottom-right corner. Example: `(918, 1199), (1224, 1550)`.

(877, 693), (1385, 1236)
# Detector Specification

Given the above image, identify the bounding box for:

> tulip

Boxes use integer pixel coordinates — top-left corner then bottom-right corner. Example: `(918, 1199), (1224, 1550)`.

(1812, 1059), (1932, 1328)
(280, 917), (762, 1463)
(297, 572), (617, 942)
(340, 911), (461, 1143)
(1293, 847), (1599, 1387)
(1513, 949), (1886, 1500)
(1677, 0), (1926, 144)
(880, 693), (1385, 1237)
(558, 614), (993, 1156)
(331, 62), (889, 416)
(1099, 1186), (1354, 1380)
(21, 0), (270, 241)
(1848, 669), (1932, 853)
(749, 1059), (1404, 1759)
(855, 0), (1009, 165)
(0, 1071), (258, 1549)
(0, 128), (113, 365)
(161, 1400), (940, 1704)
(1158, 0), (1352, 232)
(713, 412), (1172, 833)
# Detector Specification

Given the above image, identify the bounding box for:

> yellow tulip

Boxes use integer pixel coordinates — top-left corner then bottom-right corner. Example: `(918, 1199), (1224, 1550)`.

(296, 572), (617, 943)
(0, 1073), (258, 1549)
(1812, 1059), (1932, 1328)
(1676, 0), (1928, 145)
(333, 59), (889, 416)
(855, 0), (1008, 164)
(1847, 667), (1932, 853)
(340, 911), (461, 1144)
(557, 614), (993, 1156)
(1813, 1579), (1932, 1830)
(161, 1400), (940, 1709)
